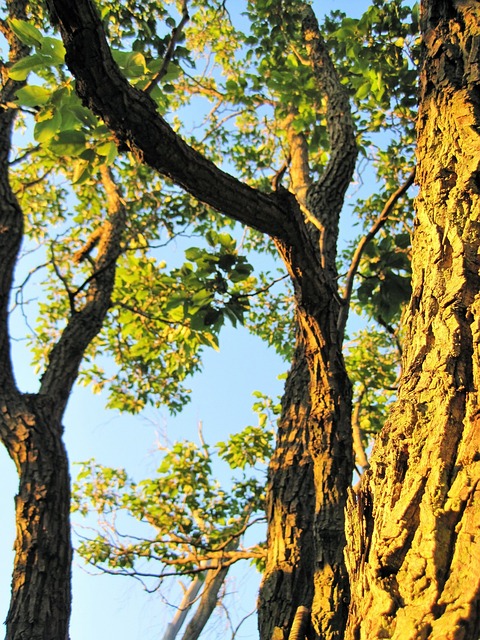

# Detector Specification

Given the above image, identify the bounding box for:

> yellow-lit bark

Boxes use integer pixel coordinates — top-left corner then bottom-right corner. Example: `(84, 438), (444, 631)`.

(345, 3), (480, 637)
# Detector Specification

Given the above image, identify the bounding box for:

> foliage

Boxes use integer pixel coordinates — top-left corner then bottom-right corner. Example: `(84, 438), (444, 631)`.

(72, 390), (278, 583)
(7, 1), (419, 415)
(345, 327), (400, 439)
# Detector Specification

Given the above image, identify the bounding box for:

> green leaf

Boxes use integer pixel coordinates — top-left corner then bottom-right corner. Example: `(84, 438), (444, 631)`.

(96, 141), (118, 164)
(394, 233), (411, 249)
(39, 37), (66, 64)
(15, 85), (51, 107)
(184, 247), (204, 261)
(48, 130), (87, 157)
(9, 54), (47, 81)
(72, 160), (94, 185)
(8, 19), (43, 47)
(161, 63), (182, 82)
(356, 82), (371, 100)
(34, 111), (62, 142)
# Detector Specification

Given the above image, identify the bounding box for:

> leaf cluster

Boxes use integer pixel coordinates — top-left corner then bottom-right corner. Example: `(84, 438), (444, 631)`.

(72, 413), (275, 578)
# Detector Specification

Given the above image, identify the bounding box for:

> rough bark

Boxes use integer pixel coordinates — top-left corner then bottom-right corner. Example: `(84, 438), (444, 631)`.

(259, 316), (352, 640)
(345, 2), (480, 638)
(1, 397), (72, 640)
(258, 9), (357, 638)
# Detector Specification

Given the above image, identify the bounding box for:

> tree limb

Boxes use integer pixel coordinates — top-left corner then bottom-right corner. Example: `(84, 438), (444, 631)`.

(39, 165), (126, 416)
(0, 0), (30, 393)
(282, 110), (311, 209)
(181, 539), (240, 640)
(45, 0), (290, 240)
(301, 6), (357, 268)
(144, 0), (189, 95)
(302, 7), (357, 217)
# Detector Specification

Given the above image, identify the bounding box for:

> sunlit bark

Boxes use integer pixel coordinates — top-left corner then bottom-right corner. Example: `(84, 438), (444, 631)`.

(1, 398), (72, 640)
(345, 2), (480, 637)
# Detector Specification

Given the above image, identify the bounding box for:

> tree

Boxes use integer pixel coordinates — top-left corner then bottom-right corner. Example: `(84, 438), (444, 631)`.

(1, 1), (478, 639)
(344, 2), (480, 637)
(72, 404), (277, 640)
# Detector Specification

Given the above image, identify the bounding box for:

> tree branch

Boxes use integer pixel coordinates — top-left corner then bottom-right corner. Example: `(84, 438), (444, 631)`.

(143, 0), (189, 95)
(282, 109), (312, 209)
(337, 169), (415, 337)
(301, 6), (357, 268)
(39, 165), (127, 416)
(180, 560), (232, 640)
(45, 0), (290, 240)
(0, 0), (30, 393)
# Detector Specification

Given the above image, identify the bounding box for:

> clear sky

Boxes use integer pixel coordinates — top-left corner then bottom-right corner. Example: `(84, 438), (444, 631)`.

(0, 0), (381, 638)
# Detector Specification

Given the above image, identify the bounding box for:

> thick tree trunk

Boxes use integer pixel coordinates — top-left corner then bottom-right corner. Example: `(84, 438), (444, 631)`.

(345, 2), (480, 638)
(1, 396), (71, 640)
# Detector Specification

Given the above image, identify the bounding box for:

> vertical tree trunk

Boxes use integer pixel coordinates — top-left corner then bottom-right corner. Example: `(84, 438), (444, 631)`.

(259, 233), (353, 640)
(345, 2), (480, 637)
(1, 396), (71, 640)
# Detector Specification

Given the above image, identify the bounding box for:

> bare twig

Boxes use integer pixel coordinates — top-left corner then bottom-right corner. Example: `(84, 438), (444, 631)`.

(50, 242), (77, 313)
(144, 1), (189, 95)
(337, 169), (416, 337)
(9, 144), (41, 165)
(115, 300), (186, 327)
(230, 607), (258, 640)
(233, 274), (289, 301)
(14, 168), (54, 193)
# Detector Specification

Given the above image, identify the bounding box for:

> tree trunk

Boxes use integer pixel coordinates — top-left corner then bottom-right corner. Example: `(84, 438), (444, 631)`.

(259, 232), (353, 640)
(0, 11), (126, 632)
(1, 396), (71, 640)
(345, 2), (480, 637)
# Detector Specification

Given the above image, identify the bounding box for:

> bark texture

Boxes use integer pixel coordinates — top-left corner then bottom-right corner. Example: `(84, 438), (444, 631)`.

(258, 9), (356, 638)
(345, 2), (480, 638)
(1, 397), (72, 640)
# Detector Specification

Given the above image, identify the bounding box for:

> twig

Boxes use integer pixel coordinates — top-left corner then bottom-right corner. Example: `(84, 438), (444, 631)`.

(337, 168), (416, 337)
(9, 144), (41, 165)
(115, 300), (186, 327)
(50, 242), (77, 313)
(14, 168), (54, 193)
(144, 1), (189, 95)
(233, 274), (289, 301)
